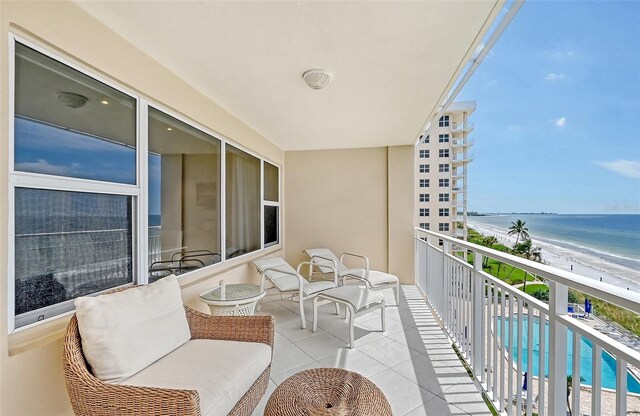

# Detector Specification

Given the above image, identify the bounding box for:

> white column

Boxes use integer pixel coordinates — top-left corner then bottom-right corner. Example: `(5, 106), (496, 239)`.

(472, 252), (484, 376)
(548, 281), (568, 415)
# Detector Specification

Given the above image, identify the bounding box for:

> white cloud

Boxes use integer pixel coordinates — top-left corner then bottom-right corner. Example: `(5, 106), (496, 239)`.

(15, 159), (75, 176)
(553, 117), (566, 127)
(596, 160), (640, 179)
(545, 73), (566, 81)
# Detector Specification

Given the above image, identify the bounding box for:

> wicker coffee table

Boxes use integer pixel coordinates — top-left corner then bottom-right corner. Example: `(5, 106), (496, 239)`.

(264, 368), (391, 416)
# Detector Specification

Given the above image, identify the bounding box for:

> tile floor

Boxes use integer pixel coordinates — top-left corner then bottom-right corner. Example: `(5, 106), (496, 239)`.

(251, 285), (492, 415)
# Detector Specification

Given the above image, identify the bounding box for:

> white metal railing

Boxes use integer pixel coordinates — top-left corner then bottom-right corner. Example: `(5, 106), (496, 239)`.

(415, 227), (640, 416)
(450, 122), (475, 132)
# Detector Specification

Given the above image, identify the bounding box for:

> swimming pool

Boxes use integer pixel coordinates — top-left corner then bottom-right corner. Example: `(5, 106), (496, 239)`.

(496, 316), (640, 394)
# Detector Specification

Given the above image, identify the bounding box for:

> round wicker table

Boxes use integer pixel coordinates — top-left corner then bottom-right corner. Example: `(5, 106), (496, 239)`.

(264, 368), (392, 416)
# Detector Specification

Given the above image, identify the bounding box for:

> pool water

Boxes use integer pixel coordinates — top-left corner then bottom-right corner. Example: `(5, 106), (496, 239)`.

(496, 316), (640, 394)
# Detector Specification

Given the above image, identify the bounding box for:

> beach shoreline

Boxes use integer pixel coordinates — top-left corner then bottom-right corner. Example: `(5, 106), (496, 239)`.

(468, 220), (640, 292)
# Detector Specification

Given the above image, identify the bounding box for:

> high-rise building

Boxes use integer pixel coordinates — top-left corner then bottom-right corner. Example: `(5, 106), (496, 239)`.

(416, 101), (475, 240)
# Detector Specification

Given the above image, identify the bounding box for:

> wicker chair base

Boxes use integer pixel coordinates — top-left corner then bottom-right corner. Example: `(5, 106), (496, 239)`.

(229, 365), (271, 416)
(264, 368), (391, 416)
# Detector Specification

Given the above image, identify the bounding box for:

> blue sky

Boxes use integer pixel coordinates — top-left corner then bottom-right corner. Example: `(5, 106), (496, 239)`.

(458, 1), (640, 214)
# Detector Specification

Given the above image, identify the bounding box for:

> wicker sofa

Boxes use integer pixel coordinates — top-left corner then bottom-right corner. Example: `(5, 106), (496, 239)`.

(63, 278), (274, 416)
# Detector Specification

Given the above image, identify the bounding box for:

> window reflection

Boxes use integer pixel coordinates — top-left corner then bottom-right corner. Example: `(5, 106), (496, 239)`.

(148, 108), (222, 280)
(14, 43), (136, 184)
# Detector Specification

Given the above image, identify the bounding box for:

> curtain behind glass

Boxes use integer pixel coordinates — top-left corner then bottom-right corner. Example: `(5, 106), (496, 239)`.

(226, 145), (260, 258)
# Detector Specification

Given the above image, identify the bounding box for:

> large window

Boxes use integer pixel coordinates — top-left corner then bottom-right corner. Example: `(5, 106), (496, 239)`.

(419, 164), (429, 173)
(419, 149), (429, 159)
(419, 193), (429, 202)
(9, 38), (282, 331)
(419, 179), (429, 188)
(147, 107), (222, 281)
(263, 162), (280, 247)
(11, 42), (137, 329)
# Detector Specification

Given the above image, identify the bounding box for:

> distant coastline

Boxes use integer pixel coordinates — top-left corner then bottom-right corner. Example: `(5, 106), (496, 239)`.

(468, 214), (640, 291)
(469, 211), (558, 216)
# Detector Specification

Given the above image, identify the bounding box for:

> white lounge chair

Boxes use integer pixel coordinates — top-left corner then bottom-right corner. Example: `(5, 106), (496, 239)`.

(252, 256), (338, 329)
(303, 248), (400, 305)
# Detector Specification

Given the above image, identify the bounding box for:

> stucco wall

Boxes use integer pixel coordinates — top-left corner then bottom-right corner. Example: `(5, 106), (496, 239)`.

(284, 147), (389, 273)
(0, 1), (284, 414)
(284, 146), (415, 284)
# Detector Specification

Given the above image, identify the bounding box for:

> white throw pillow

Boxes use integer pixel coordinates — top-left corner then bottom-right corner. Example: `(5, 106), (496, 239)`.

(74, 275), (191, 383)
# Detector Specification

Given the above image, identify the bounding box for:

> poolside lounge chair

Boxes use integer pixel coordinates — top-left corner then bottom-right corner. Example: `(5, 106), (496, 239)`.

(252, 256), (338, 329)
(303, 248), (400, 305)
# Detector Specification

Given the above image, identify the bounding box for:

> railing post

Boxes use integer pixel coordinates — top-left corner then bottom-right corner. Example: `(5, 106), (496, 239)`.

(472, 251), (484, 378)
(548, 281), (568, 416)
(441, 241), (450, 328)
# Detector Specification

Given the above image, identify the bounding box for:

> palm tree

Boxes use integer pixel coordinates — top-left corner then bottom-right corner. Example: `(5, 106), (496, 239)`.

(483, 235), (498, 247)
(508, 219), (529, 245)
(482, 236), (498, 268)
(530, 245), (542, 263)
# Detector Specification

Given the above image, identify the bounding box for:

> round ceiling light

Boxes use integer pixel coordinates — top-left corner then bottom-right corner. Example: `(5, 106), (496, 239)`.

(302, 69), (332, 90)
(57, 91), (88, 108)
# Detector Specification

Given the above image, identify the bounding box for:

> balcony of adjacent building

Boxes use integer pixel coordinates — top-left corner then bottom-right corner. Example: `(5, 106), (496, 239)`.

(449, 122), (475, 134)
(452, 138), (475, 151)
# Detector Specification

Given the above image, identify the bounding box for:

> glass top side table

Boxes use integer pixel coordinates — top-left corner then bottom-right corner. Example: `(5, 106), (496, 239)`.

(200, 281), (266, 316)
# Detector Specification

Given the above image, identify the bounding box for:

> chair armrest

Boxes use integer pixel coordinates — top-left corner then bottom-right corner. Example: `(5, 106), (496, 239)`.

(185, 307), (274, 348)
(340, 252), (370, 271)
(299, 260), (337, 287)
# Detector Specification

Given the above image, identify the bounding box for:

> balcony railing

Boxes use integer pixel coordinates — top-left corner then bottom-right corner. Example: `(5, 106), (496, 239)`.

(452, 138), (475, 149)
(450, 122), (475, 133)
(414, 227), (640, 416)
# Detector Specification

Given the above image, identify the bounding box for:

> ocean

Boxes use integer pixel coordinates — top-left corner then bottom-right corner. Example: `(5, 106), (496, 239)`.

(468, 214), (640, 271)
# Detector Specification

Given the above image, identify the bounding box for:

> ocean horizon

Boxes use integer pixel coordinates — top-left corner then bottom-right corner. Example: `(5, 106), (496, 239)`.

(468, 214), (640, 272)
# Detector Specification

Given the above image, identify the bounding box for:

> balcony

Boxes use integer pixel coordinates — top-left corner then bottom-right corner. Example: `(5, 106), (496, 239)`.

(415, 227), (640, 416)
(452, 138), (475, 151)
(253, 284), (492, 415)
(452, 156), (473, 166)
(450, 122), (475, 134)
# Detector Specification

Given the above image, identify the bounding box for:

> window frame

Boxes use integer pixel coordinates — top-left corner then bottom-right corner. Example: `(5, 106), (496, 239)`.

(7, 34), (282, 333)
(419, 164), (429, 173)
(419, 193), (429, 203)
(419, 179), (429, 188)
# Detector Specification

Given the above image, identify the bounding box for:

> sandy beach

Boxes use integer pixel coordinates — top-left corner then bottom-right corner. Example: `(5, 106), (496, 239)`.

(468, 220), (640, 292)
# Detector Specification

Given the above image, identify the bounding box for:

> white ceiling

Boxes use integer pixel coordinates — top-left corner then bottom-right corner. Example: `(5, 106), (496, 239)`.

(74, 1), (501, 151)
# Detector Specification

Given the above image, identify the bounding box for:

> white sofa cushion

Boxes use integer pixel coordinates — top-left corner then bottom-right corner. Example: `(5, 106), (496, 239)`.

(118, 339), (272, 416)
(74, 275), (191, 383)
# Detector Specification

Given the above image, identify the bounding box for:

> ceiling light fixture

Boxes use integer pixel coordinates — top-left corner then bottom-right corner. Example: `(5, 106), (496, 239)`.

(101, 98), (109, 105)
(167, 127), (173, 131)
(57, 91), (88, 108)
(302, 69), (332, 90)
